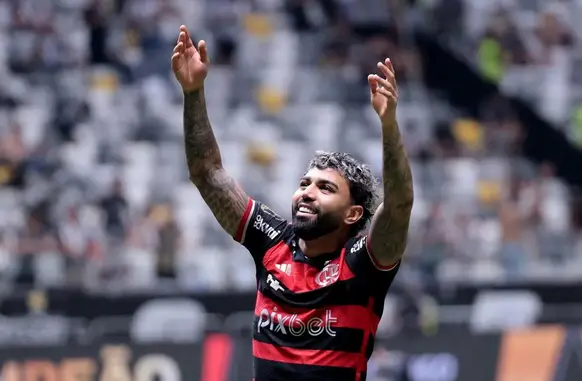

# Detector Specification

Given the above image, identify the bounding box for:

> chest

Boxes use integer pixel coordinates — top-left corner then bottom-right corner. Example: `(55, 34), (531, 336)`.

(263, 253), (352, 293)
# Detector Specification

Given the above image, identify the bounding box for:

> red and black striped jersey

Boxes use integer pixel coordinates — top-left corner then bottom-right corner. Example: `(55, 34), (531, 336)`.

(234, 198), (400, 381)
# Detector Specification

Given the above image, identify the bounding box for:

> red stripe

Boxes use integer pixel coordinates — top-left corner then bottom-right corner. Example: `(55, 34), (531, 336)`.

(263, 248), (356, 293)
(253, 341), (366, 369)
(201, 334), (233, 381)
(255, 291), (376, 330)
(365, 235), (399, 271)
(234, 198), (253, 242)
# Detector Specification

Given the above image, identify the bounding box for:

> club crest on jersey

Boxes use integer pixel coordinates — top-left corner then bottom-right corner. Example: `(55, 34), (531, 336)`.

(315, 263), (340, 287)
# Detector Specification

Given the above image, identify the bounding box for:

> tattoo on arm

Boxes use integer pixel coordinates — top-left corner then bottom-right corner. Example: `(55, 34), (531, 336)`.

(183, 89), (249, 236)
(183, 89), (220, 174)
(369, 122), (414, 265)
(195, 168), (249, 236)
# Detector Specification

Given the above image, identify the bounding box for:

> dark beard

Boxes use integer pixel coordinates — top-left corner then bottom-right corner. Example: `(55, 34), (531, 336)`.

(291, 205), (342, 240)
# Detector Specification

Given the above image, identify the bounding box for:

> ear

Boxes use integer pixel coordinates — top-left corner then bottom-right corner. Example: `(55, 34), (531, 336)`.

(344, 205), (364, 226)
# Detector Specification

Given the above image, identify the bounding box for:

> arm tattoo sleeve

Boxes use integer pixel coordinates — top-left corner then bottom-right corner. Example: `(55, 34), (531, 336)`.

(183, 89), (220, 172)
(369, 121), (414, 265)
(183, 89), (249, 236)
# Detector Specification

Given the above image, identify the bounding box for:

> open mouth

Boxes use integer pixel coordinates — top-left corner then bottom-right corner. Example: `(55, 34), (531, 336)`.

(297, 204), (317, 217)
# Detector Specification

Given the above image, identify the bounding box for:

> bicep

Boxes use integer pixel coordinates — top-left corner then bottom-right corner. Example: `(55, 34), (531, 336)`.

(368, 201), (412, 268)
(194, 168), (289, 261)
(193, 168), (249, 238)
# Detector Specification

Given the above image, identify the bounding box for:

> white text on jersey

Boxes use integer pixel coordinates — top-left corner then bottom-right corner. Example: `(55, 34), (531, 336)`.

(257, 307), (337, 337)
(351, 237), (366, 254)
(267, 274), (285, 292)
(253, 215), (281, 240)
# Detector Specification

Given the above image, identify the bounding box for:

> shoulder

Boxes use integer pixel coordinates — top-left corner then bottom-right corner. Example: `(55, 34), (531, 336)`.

(242, 201), (289, 241)
(344, 234), (400, 278)
(235, 199), (292, 260)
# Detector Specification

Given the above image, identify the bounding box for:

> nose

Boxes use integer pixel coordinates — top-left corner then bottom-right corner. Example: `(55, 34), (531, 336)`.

(300, 184), (317, 202)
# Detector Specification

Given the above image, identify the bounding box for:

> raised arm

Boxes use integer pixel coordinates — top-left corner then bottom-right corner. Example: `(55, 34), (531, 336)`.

(366, 59), (414, 267)
(183, 89), (249, 235)
(173, 25), (248, 236)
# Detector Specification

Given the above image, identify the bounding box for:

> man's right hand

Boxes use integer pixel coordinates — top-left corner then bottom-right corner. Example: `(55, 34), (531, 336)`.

(171, 25), (209, 92)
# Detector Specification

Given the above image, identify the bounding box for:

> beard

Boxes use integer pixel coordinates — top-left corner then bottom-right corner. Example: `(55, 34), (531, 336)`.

(291, 203), (343, 240)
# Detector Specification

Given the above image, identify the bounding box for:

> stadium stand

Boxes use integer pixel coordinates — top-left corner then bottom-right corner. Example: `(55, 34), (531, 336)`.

(0, 0), (580, 296)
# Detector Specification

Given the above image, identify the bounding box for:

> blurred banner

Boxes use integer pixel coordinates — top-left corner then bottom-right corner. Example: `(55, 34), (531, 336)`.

(0, 343), (203, 381)
(0, 327), (580, 381)
(3, 284), (582, 321)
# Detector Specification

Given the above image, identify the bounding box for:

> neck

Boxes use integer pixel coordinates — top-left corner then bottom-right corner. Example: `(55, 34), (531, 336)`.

(299, 230), (348, 257)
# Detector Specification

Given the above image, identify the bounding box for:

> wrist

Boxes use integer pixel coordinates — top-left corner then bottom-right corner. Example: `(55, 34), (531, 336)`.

(183, 85), (204, 95)
(381, 117), (398, 130)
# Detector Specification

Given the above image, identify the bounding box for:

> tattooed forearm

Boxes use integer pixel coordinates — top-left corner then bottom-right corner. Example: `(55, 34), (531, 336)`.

(183, 88), (249, 236)
(196, 168), (249, 236)
(369, 121), (414, 265)
(183, 88), (221, 176)
(380, 121), (413, 201)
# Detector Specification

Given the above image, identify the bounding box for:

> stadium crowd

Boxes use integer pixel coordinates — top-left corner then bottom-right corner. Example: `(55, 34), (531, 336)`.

(0, 0), (581, 293)
(421, 0), (582, 145)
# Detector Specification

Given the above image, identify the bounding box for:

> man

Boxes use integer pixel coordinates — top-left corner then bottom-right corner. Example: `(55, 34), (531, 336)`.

(172, 25), (413, 381)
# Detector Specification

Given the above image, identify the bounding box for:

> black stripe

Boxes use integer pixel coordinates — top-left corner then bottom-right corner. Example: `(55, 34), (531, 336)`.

(258, 274), (370, 309)
(254, 358), (358, 381)
(253, 316), (364, 352)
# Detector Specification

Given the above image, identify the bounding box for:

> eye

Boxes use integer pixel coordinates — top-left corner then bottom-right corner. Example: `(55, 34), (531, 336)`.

(299, 180), (309, 188)
(320, 185), (334, 193)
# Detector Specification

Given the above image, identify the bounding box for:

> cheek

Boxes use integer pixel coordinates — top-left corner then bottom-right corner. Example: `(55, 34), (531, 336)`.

(291, 192), (302, 205)
(319, 196), (346, 213)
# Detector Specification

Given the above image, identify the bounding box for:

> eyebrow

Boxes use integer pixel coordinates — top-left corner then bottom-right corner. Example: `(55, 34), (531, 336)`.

(301, 176), (340, 191)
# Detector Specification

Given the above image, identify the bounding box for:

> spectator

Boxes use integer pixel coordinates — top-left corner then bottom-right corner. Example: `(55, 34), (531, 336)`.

(16, 207), (58, 285)
(477, 9), (529, 83)
(99, 178), (130, 246)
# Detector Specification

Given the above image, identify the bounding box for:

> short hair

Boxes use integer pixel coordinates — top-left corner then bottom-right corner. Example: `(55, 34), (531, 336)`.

(306, 151), (380, 235)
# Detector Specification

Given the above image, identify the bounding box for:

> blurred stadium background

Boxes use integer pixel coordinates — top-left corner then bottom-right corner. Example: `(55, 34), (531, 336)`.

(0, 0), (582, 379)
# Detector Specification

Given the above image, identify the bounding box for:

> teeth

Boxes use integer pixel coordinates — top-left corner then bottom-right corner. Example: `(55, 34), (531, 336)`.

(299, 206), (314, 214)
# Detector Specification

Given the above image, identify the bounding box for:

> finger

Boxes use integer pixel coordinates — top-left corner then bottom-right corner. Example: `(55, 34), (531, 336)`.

(374, 75), (397, 95)
(198, 40), (209, 64)
(378, 87), (397, 102)
(179, 25), (195, 49)
(173, 42), (184, 54)
(385, 58), (395, 75)
(178, 32), (193, 50)
(368, 75), (378, 94)
(385, 58), (398, 90)
(171, 52), (182, 68)
(377, 62), (395, 85)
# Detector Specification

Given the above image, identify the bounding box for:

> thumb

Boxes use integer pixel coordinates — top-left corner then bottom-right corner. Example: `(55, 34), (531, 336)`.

(198, 40), (210, 65)
(367, 75), (378, 94)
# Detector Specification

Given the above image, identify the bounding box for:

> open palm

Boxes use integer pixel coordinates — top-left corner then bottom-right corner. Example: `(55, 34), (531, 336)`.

(171, 25), (209, 92)
(368, 58), (398, 124)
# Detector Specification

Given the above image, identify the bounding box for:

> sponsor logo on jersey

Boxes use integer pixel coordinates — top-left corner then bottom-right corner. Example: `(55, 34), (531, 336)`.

(253, 214), (281, 240)
(267, 274), (285, 292)
(257, 307), (337, 337)
(275, 263), (291, 276)
(351, 236), (366, 254)
(315, 263), (340, 287)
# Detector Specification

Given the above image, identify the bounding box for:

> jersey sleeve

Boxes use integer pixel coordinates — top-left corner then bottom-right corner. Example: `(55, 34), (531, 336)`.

(233, 198), (289, 261)
(344, 234), (400, 283)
